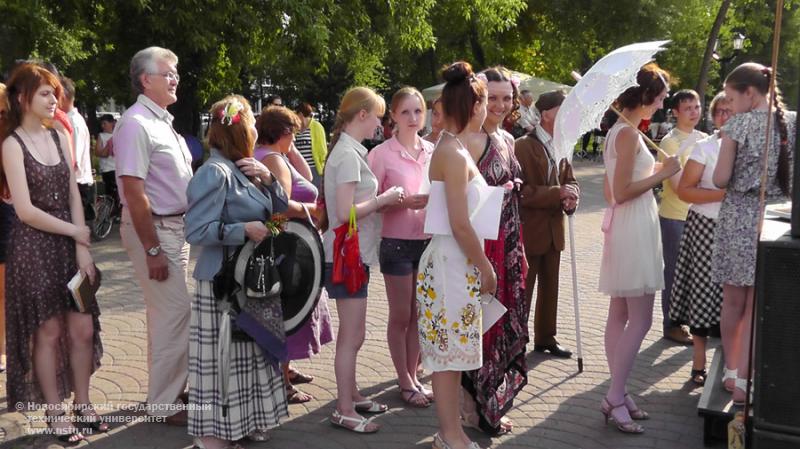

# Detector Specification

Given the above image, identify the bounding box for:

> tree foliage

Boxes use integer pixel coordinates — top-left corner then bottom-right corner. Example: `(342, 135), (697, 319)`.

(1, 0), (796, 130)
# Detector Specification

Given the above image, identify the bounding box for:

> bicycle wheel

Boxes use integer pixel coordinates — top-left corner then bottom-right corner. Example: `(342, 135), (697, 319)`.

(92, 195), (114, 240)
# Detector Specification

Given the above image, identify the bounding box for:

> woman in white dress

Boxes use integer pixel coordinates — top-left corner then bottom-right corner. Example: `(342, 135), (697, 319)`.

(599, 63), (679, 434)
(417, 61), (497, 449)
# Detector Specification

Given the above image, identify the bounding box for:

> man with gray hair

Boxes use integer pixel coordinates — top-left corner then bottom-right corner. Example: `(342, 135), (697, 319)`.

(113, 46), (193, 425)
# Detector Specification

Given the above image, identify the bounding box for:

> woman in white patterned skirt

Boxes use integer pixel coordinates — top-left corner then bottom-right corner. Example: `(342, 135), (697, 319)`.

(417, 61), (497, 449)
(185, 95), (289, 449)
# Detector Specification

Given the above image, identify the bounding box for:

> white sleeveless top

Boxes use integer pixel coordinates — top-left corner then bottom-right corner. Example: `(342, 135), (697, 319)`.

(598, 123), (664, 298)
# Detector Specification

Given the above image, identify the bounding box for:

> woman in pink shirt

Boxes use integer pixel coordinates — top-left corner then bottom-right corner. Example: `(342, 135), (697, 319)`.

(367, 87), (434, 407)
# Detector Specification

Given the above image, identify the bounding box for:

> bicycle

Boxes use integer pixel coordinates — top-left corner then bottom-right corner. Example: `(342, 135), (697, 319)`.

(91, 194), (116, 240)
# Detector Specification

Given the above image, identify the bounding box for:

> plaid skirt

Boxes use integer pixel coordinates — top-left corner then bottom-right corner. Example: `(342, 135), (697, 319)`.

(669, 210), (723, 330)
(188, 280), (288, 440)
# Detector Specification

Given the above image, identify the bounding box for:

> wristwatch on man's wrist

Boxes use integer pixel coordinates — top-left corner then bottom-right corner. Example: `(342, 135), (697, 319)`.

(146, 245), (162, 257)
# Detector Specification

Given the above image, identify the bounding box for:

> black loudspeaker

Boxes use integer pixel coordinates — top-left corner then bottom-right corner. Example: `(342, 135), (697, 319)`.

(751, 427), (800, 449)
(753, 223), (800, 438)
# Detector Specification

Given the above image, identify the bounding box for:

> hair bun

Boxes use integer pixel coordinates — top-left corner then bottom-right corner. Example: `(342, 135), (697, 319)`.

(442, 61), (473, 85)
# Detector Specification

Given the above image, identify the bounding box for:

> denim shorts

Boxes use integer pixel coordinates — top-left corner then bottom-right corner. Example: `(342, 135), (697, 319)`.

(324, 263), (370, 299)
(378, 238), (430, 276)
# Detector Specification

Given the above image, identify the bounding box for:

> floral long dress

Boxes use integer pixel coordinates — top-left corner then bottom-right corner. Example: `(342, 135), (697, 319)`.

(461, 132), (529, 434)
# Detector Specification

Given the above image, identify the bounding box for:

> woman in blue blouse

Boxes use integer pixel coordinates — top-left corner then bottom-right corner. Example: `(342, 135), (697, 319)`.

(184, 95), (289, 449)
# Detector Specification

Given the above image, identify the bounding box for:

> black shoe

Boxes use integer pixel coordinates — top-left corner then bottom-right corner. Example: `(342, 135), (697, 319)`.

(533, 343), (573, 358)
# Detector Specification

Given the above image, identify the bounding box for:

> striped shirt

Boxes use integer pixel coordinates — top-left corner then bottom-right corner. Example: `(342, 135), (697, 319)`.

(295, 129), (314, 169)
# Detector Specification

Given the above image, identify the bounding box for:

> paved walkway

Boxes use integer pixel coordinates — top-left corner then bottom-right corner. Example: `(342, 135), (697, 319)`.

(0, 161), (725, 448)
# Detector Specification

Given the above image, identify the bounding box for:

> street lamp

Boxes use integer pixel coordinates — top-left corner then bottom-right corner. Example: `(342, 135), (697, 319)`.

(732, 32), (746, 52)
(713, 32), (746, 79)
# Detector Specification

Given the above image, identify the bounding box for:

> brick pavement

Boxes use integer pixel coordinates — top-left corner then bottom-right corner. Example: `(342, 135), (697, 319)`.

(0, 161), (725, 449)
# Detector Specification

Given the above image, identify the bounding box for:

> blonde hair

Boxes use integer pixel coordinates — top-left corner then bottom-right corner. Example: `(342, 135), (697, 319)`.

(390, 86), (426, 125)
(317, 86), (385, 232)
(206, 95), (255, 162)
(329, 86), (386, 150)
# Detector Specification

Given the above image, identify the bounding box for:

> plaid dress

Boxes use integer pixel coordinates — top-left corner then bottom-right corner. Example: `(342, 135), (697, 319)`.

(669, 210), (722, 333)
(188, 281), (288, 440)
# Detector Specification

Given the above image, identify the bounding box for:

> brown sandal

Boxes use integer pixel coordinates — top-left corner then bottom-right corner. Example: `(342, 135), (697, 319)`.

(287, 368), (314, 385)
(400, 388), (430, 408)
(286, 386), (313, 404)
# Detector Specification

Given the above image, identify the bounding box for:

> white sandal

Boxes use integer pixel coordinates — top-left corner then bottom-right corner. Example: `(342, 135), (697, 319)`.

(432, 433), (480, 449)
(330, 410), (379, 433)
(733, 378), (749, 406)
(353, 399), (388, 414)
(246, 429), (270, 441)
(722, 368), (738, 392)
(192, 438), (244, 449)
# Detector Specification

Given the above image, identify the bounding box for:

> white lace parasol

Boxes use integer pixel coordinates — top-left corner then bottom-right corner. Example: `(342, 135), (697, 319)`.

(552, 40), (671, 163)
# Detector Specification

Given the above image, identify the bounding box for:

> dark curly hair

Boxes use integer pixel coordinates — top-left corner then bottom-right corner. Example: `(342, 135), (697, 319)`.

(481, 66), (520, 122)
(615, 63), (671, 110)
(255, 105), (302, 145)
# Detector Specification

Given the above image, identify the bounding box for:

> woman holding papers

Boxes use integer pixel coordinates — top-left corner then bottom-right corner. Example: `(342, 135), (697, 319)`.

(368, 87), (435, 408)
(599, 64), (679, 434)
(1, 63), (105, 444)
(417, 61), (497, 449)
(460, 66), (527, 436)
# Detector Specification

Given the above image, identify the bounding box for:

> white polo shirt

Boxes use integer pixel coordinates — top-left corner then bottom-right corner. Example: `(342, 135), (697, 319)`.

(322, 132), (380, 267)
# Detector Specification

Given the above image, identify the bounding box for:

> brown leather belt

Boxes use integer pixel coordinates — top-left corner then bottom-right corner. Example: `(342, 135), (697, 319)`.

(152, 212), (185, 218)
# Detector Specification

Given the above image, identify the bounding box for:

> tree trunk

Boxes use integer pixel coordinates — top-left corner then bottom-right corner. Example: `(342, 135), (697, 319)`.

(426, 49), (438, 86)
(468, 18), (486, 68)
(696, 0), (732, 124)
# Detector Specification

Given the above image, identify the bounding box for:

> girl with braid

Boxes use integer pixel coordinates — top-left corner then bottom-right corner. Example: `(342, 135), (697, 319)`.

(712, 62), (796, 405)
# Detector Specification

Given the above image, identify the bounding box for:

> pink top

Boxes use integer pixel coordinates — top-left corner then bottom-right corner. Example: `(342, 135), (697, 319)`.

(367, 136), (433, 240)
(114, 95), (193, 215)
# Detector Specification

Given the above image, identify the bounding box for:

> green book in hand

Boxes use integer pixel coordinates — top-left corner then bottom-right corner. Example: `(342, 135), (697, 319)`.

(67, 267), (102, 313)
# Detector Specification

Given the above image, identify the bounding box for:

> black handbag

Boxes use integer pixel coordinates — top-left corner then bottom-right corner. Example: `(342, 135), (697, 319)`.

(243, 236), (282, 300)
(212, 237), (283, 343)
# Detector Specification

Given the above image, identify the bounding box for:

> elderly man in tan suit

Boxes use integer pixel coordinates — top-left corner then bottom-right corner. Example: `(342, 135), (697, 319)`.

(515, 90), (579, 358)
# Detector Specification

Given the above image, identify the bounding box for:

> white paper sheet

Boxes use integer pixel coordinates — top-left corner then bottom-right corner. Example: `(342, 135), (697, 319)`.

(423, 181), (504, 240)
(481, 294), (507, 334)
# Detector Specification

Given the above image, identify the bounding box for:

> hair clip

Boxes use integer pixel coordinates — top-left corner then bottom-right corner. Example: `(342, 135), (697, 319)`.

(475, 73), (488, 83)
(761, 67), (772, 77)
(510, 75), (520, 90)
(219, 100), (244, 125)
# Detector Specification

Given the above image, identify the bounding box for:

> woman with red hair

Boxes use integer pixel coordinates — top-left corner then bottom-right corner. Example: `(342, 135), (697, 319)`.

(1, 63), (105, 444)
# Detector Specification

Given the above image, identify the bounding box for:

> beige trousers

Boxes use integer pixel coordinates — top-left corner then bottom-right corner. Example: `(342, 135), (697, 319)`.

(121, 208), (191, 417)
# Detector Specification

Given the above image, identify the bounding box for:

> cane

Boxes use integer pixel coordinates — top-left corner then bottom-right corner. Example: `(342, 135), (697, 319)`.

(568, 214), (584, 373)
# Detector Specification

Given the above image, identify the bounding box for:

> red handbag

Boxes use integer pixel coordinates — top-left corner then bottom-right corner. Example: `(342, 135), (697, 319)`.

(332, 206), (368, 294)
